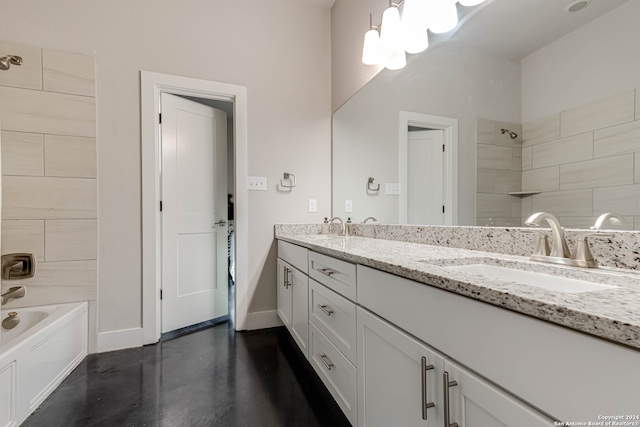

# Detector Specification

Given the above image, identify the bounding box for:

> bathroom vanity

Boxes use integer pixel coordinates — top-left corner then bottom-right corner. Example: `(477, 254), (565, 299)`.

(275, 225), (640, 427)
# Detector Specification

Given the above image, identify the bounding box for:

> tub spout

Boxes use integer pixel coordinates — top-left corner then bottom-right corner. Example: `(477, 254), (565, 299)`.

(1, 286), (26, 305)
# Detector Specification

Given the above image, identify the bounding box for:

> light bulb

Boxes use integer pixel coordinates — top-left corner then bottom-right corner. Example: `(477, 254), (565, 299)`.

(458, 0), (486, 6)
(380, 6), (403, 61)
(362, 29), (382, 65)
(429, 0), (458, 34)
(386, 50), (406, 70)
(403, 25), (429, 54)
(402, 0), (430, 31)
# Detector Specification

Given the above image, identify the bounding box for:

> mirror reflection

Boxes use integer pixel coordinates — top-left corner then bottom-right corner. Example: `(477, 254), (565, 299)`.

(332, 0), (640, 229)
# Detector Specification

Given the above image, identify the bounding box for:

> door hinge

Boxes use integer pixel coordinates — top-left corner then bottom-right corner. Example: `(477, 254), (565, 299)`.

(443, 205), (445, 213)
(159, 113), (162, 124)
(442, 144), (445, 152)
(160, 289), (163, 300)
(160, 201), (163, 212)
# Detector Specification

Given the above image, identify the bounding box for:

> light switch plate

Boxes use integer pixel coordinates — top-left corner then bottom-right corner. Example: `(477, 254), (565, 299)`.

(309, 199), (317, 212)
(345, 200), (353, 213)
(247, 176), (267, 191)
(386, 183), (400, 195)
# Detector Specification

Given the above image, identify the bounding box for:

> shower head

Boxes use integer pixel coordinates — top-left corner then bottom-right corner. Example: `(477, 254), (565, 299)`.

(500, 128), (518, 139)
(0, 55), (23, 71)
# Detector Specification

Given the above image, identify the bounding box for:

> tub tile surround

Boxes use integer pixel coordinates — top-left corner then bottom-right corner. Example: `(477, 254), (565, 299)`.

(0, 40), (97, 309)
(275, 223), (640, 349)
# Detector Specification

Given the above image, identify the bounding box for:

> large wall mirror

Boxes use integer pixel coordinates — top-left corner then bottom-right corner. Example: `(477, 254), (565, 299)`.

(332, 0), (640, 230)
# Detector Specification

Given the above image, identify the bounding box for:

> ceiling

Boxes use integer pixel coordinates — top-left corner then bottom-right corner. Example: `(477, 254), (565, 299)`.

(442, 0), (630, 60)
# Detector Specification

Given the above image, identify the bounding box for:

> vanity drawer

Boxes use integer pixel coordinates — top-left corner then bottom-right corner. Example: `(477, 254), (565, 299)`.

(309, 279), (357, 365)
(308, 251), (356, 301)
(278, 240), (308, 274)
(309, 323), (357, 425)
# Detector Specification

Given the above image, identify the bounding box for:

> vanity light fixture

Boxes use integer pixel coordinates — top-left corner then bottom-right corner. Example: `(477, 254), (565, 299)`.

(362, 14), (382, 65)
(362, 0), (488, 69)
(380, 1), (406, 70)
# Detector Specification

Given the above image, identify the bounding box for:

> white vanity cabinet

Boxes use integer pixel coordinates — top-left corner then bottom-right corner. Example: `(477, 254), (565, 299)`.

(357, 307), (551, 427)
(277, 241), (309, 358)
(357, 307), (444, 427)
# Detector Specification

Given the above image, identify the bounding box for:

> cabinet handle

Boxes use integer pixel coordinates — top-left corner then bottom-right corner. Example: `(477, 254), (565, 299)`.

(318, 353), (334, 371)
(283, 266), (290, 288)
(443, 371), (458, 427)
(421, 357), (435, 420)
(317, 268), (335, 277)
(317, 304), (334, 316)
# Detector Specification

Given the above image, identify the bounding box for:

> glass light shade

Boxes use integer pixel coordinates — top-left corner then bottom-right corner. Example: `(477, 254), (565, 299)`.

(403, 25), (429, 54)
(458, 0), (486, 6)
(362, 29), (382, 65)
(402, 0), (430, 31)
(380, 6), (403, 61)
(385, 49), (406, 70)
(429, 1), (458, 33)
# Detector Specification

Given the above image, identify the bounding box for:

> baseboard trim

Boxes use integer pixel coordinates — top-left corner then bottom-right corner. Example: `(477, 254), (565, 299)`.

(96, 327), (144, 353)
(246, 310), (283, 331)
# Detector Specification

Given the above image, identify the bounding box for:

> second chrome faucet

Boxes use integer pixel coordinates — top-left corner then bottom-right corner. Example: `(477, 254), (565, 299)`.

(524, 212), (621, 268)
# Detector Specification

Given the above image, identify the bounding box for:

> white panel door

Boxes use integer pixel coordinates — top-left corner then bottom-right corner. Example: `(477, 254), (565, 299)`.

(444, 359), (553, 427)
(407, 130), (444, 225)
(161, 93), (228, 333)
(358, 307), (444, 427)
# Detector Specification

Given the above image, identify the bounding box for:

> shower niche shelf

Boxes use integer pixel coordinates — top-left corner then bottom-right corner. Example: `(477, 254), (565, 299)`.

(507, 191), (542, 196)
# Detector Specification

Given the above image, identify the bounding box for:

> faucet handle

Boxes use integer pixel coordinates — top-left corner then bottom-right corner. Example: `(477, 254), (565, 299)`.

(571, 232), (613, 266)
(522, 230), (550, 256)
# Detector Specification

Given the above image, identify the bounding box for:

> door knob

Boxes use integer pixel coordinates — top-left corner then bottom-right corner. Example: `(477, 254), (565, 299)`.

(213, 220), (227, 227)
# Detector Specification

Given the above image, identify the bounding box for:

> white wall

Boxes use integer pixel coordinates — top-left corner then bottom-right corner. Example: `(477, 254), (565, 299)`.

(521, 0), (640, 123)
(0, 0), (331, 334)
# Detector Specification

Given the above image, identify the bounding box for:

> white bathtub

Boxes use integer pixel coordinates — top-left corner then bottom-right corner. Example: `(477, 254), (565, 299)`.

(0, 302), (88, 427)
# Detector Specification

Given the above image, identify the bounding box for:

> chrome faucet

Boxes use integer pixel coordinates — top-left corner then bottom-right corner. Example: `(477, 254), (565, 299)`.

(525, 212), (613, 268)
(592, 212), (626, 230)
(1, 286), (26, 305)
(525, 212), (570, 259)
(327, 216), (345, 236)
(362, 217), (378, 224)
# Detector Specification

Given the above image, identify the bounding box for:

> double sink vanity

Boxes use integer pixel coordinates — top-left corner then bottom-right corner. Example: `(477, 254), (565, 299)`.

(275, 222), (640, 426)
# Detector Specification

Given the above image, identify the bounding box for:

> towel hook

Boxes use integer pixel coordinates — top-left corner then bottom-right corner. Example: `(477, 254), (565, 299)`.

(367, 177), (380, 192)
(280, 173), (296, 188)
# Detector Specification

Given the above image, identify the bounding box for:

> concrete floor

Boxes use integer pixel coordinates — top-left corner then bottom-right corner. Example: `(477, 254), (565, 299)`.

(22, 322), (350, 427)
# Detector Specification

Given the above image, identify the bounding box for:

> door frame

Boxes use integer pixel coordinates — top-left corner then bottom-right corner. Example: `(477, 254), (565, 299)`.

(141, 71), (248, 344)
(398, 111), (458, 225)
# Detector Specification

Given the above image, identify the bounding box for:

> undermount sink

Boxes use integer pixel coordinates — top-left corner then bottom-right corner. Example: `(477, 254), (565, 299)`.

(444, 263), (617, 294)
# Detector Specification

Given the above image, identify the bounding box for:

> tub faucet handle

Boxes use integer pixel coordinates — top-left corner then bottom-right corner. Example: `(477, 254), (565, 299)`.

(1, 253), (37, 280)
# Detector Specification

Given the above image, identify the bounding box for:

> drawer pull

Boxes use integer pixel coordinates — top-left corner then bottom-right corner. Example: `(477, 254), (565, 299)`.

(443, 371), (458, 427)
(421, 357), (435, 420)
(284, 266), (292, 288)
(317, 304), (334, 316)
(317, 268), (335, 277)
(318, 353), (334, 371)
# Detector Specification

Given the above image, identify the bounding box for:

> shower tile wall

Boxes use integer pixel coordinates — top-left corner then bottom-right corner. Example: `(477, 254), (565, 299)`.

(521, 89), (640, 230)
(476, 118), (523, 226)
(0, 40), (97, 307)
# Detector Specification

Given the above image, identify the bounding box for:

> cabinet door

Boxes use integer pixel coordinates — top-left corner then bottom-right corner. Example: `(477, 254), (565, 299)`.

(443, 359), (553, 427)
(290, 266), (309, 358)
(276, 258), (292, 328)
(357, 307), (444, 427)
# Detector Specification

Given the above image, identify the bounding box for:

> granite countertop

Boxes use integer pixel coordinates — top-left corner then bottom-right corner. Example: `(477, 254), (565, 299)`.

(276, 233), (640, 351)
